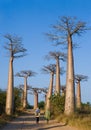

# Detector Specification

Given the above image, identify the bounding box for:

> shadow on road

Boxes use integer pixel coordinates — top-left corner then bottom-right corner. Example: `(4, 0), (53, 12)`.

(1, 110), (67, 130)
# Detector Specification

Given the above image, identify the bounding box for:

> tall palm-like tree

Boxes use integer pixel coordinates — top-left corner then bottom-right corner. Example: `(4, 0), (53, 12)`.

(75, 74), (88, 109)
(42, 64), (56, 111)
(16, 70), (35, 109)
(46, 51), (66, 94)
(46, 16), (87, 115)
(4, 34), (27, 115)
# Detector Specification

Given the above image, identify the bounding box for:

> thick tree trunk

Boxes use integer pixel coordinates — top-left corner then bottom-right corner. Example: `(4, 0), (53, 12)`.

(55, 59), (60, 94)
(64, 35), (75, 115)
(46, 73), (54, 111)
(23, 77), (27, 109)
(5, 57), (14, 115)
(76, 81), (81, 109)
(34, 92), (38, 109)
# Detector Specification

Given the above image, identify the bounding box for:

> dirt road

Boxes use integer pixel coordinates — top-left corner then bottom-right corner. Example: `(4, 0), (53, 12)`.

(1, 110), (79, 130)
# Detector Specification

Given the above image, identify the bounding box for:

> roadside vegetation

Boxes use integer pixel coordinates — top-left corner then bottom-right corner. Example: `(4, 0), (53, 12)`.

(50, 94), (91, 130)
(0, 87), (26, 128)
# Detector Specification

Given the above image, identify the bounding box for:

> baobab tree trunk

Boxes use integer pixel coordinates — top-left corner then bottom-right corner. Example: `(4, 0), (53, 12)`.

(55, 59), (60, 94)
(64, 35), (75, 115)
(46, 73), (54, 111)
(5, 57), (14, 115)
(23, 77), (27, 109)
(76, 81), (81, 109)
(34, 91), (38, 109)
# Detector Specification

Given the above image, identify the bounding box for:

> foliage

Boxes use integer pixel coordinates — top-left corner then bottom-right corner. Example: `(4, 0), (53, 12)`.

(4, 34), (27, 58)
(0, 89), (6, 115)
(38, 101), (45, 109)
(26, 104), (33, 109)
(55, 102), (91, 130)
(76, 102), (91, 114)
(14, 87), (22, 112)
(0, 87), (23, 115)
(50, 94), (65, 116)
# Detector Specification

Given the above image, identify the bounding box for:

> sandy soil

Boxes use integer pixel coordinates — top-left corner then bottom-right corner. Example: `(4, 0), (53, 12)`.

(1, 110), (79, 130)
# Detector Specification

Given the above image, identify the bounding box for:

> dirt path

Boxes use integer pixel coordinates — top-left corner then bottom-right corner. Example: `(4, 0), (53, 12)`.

(1, 110), (79, 130)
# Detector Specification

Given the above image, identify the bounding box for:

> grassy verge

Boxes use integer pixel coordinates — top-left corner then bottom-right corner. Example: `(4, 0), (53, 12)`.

(0, 114), (15, 128)
(0, 110), (25, 128)
(55, 113), (91, 130)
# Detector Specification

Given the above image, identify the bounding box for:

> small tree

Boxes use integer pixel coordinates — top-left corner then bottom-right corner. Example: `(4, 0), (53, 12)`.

(14, 87), (22, 112)
(4, 34), (27, 115)
(50, 94), (65, 116)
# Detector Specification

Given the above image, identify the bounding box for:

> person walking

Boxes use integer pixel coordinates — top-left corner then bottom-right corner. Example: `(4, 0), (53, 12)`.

(35, 107), (40, 124)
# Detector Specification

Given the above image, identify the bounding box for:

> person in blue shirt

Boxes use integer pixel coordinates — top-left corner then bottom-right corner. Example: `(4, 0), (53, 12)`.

(35, 107), (40, 124)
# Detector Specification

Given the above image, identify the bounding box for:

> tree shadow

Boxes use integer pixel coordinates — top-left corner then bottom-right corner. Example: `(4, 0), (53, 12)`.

(1, 111), (68, 130)
(38, 123), (67, 130)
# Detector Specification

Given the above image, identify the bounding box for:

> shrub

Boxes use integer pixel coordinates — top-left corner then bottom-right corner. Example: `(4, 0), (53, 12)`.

(50, 94), (65, 116)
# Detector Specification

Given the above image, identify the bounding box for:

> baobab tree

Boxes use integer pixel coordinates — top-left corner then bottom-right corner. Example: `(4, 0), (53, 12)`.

(33, 89), (38, 109)
(28, 87), (40, 109)
(32, 88), (42, 109)
(39, 88), (48, 103)
(46, 51), (66, 94)
(75, 74), (88, 109)
(4, 34), (27, 115)
(42, 64), (56, 112)
(16, 70), (35, 109)
(46, 16), (88, 115)
(28, 87), (47, 109)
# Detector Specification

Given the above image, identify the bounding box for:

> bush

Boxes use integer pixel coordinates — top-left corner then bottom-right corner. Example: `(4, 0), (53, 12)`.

(0, 89), (6, 115)
(50, 94), (65, 116)
(14, 87), (22, 112)
(38, 101), (45, 109)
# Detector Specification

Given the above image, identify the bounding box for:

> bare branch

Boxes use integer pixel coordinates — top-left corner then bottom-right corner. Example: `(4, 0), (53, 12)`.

(75, 74), (88, 82)
(15, 70), (36, 78)
(45, 51), (67, 62)
(4, 33), (27, 59)
(45, 16), (89, 46)
(42, 64), (56, 74)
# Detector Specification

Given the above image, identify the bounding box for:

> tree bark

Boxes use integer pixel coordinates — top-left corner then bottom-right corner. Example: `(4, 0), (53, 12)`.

(55, 59), (60, 94)
(23, 77), (27, 109)
(76, 81), (81, 109)
(34, 92), (38, 109)
(5, 57), (14, 115)
(46, 73), (54, 111)
(64, 35), (75, 115)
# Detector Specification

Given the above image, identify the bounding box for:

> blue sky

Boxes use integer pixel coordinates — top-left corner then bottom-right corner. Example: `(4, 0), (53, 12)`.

(0, 0), (91, 105)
